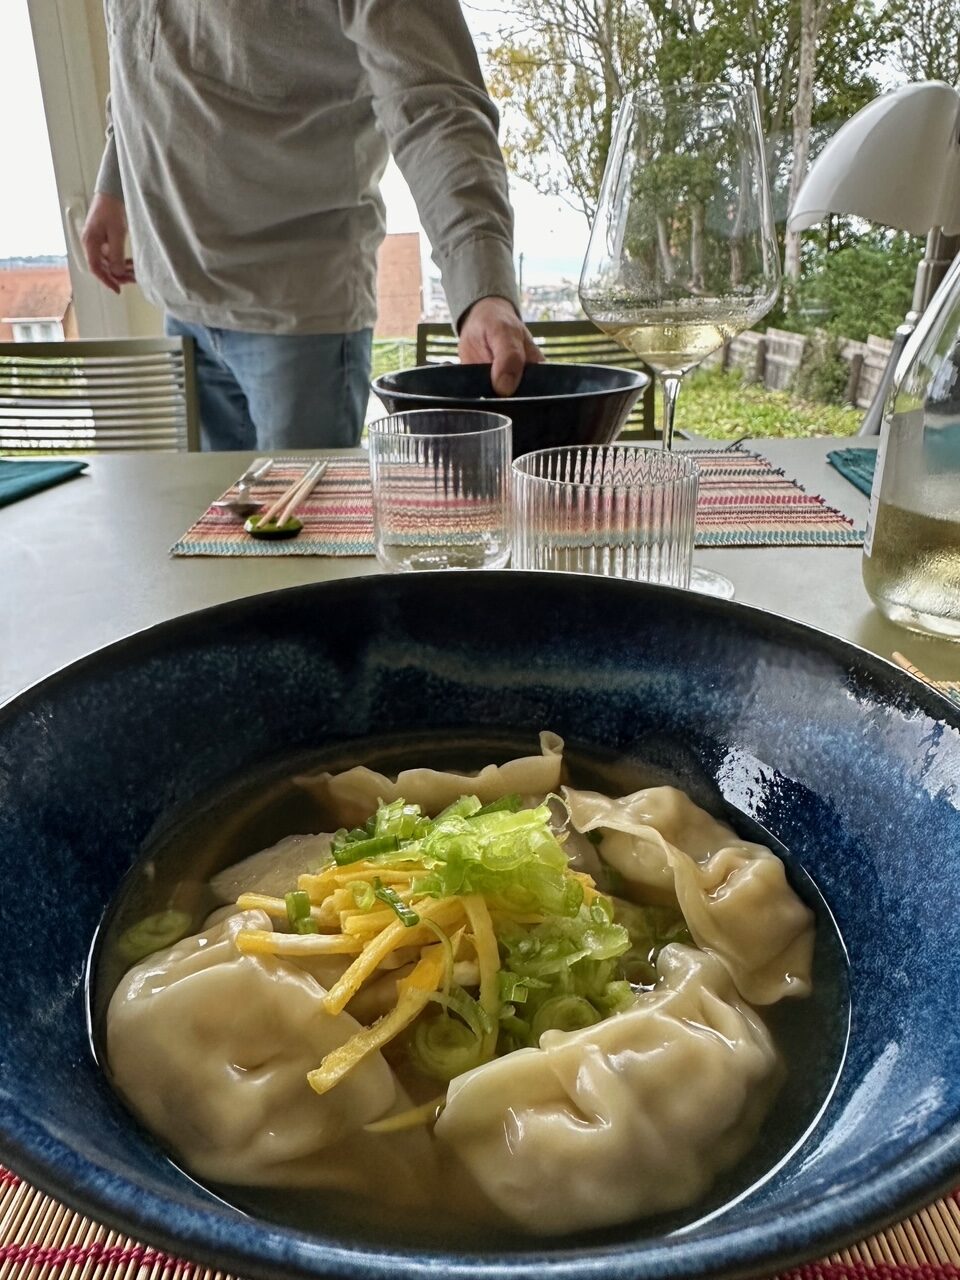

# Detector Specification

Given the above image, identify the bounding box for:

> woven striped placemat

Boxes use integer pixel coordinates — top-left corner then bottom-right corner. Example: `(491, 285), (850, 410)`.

(1, 1164), (957, 1279)
(170, 449), (864, 558)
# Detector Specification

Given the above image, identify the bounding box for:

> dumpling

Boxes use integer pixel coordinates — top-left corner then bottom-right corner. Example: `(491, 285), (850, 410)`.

(209, 832), (333, 903)
(435, 945), (781, 1234)
(296, 731), (564, 828)
(106, 910), (398, 1186)
(564, 785), (814, 1004)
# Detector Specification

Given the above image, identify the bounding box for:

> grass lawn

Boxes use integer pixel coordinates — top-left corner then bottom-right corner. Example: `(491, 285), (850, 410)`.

(673, 368), (862, 440)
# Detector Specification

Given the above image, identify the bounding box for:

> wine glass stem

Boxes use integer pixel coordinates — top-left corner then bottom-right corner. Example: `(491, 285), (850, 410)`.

(660, 373), (682, 452)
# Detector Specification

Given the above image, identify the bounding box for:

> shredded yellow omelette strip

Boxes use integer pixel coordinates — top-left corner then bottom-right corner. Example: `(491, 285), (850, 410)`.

(307, 945), (448, 1096)
(234, 837), (600, 1103)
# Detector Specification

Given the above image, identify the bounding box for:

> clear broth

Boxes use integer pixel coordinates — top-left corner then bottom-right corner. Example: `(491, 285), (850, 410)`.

(89, 730), (850, 1251)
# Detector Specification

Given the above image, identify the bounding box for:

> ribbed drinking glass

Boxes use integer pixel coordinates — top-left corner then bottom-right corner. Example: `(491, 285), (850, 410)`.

(368, 409), (512, 573)
(512, 445), (699, 586)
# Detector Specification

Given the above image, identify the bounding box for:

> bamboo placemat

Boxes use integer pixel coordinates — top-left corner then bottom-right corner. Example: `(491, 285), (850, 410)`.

(170, 449), (864, 558)
(1, 1163), (958, 1279)
(892, 655), (960, 709)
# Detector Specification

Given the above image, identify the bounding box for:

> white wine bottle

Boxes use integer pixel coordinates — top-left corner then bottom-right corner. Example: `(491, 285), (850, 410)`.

(862, 254), (960, 641)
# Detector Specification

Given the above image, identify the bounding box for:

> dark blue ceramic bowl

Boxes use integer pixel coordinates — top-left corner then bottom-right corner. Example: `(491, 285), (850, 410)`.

(370, 362), (651, 456)
(1, 572), (959, 1280)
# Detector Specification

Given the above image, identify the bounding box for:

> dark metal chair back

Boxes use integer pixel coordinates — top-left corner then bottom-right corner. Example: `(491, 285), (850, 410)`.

(415, 319), (655, 439)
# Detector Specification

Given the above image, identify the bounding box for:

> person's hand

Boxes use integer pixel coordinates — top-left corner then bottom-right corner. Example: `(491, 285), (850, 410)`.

(81, 193), (136, 294)
(458, 296), (543, 396)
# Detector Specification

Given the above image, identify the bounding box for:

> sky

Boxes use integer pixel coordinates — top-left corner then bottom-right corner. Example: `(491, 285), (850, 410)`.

(0, 2), (67, 256)
(0, 0), (588, 283)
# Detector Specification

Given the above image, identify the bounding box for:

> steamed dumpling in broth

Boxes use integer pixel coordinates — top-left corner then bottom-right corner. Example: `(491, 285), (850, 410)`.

(107, 910), (405, 1187)
(435, 945), (781, 1234)
(564, 785), (815, 1004)
(294, 729), (564, 828)
(102, 734), (819, 1237)
(209, 832), (334, 903)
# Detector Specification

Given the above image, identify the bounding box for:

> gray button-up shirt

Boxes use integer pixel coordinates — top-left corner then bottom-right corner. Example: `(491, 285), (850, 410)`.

(96, 0), (520, 334)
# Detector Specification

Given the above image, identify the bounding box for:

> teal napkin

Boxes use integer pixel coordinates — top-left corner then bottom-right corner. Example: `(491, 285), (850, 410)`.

(0, 458), (88, 508)
(826, 447), (876, 496)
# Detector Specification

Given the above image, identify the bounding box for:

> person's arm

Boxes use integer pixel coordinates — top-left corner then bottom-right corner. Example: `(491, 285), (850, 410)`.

(82, 95), (135, 293)
(338, 0), (540, 392)
(94, 93), (124, 203)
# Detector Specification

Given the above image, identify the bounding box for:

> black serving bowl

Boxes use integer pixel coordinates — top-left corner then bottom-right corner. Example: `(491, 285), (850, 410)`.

(1, 573), (959, 1280)
(370, 362), (651, 456)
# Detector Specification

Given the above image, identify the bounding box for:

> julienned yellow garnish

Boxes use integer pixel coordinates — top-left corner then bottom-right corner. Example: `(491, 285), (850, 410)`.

(322, 897), (465, 1016)
(234, 792), (634, 1106)
(234, 929), (363, 957)
(460, 895), (500, 1059)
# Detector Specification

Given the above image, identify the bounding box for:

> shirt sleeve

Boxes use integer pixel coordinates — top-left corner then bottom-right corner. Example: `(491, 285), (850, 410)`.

(337, 0), (520, 327)
(94, 94), (125, 201)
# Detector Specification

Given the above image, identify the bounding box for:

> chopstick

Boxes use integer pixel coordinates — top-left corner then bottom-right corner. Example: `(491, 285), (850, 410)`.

(892, 651), (942, 691)
(256, 460), (328, 526)
(241, 456), (273, 486)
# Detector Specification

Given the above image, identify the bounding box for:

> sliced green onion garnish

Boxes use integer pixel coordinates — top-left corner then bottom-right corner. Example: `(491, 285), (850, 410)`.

(410, 1012), (487, 1081)
(595, 980), (635, 1014)
(332, 834), (401, 865)
(374, 799), (425, 840)
(349, 880), (377, 911)
(426, 985), (487, 1038)
(530, 995), (601, 1039)
(613, 899), (691, 985)
(497, 1012), (531, 1050)
(474, 793), (523, 816)
(117, 909), (192, 964)
(294, 916), (319, 934)
(434, 794), (483, 823)
(497, 970), (530, 1004)
(589, 897), (614, 923)
(561, 877), (584, 917)
(373, 877), (420, 926)
(285, 890), (312, 927)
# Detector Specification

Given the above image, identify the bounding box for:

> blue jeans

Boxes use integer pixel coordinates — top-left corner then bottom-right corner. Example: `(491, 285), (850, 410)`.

(165, 317), (372, 451)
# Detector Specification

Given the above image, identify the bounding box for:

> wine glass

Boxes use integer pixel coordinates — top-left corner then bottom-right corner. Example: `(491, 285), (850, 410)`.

(579, 80), (781, 598)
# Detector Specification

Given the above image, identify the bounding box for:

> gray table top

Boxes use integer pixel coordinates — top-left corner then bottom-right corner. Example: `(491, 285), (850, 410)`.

(2, 438), (958, 708)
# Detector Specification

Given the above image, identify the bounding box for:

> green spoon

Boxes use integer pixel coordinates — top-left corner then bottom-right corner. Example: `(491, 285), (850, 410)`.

(243, 459), (327, 540)
(244, 514), (304, 539)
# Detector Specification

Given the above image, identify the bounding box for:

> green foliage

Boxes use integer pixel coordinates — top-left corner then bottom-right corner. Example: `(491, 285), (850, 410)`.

(882, 0), (960, 82)
(788, 231), (922, 342)
(486, 0), (651, 219)
(370, 339), (417, 380)
(793, 331), (850, 406)
(483, 0), (885, 223)
(480, 0), (910, 348)
(672, 366), (861, 439)
(370, 340), (861, 439)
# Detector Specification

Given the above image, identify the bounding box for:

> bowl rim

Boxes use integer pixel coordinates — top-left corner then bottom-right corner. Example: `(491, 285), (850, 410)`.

(370, 361), (652, 404)
(1, 571), (959, 1280)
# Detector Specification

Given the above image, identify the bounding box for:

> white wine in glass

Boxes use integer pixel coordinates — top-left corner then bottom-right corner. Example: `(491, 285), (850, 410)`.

(579, 81), (781, 598)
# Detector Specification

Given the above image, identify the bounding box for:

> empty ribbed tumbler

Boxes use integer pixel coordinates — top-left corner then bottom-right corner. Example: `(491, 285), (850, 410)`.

(368, 409), (512, 572)
(512, 445), (699, 585)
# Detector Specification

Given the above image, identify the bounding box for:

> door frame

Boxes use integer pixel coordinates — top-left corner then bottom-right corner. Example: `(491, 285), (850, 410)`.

(26, 0), (134, 338)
